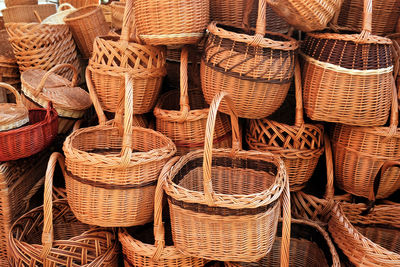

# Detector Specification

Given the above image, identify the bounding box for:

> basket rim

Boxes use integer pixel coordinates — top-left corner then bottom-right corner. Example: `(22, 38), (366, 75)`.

(64, 4), (101, 22)
(307, 31), (392, 45)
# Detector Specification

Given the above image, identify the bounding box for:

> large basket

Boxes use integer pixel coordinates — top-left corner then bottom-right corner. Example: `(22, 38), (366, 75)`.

(4, 0), (37, 7)
(133, 0), (209, 45)
(88, 0), (166, 113)
(5, 22), (80, 81)
(2, 4), (56, 24)
(63, 72), (176, 227)
(201, 0), (298, 119)
(246, 60), (324, 192)
(64, 5), (110, 59)
(0, 103), (58, 162)
(225, 218), (340, 267)
(119, 157), (207, 267)
(8, 152), (119, 266)
(154, 47), (231, 155)
(163, 91), (291, 263)
(265, 0), (343, 32)
(0, 30), (19, 89)
(301, 0), (393, 126)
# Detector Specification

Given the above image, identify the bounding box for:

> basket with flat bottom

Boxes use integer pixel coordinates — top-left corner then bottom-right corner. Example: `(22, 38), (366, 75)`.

(8, 152), (119, 266)
(119, 157), (207, 267)
(0, 30), (20, 91)
(63, 72), (176, 227)
(247, 59), (324, 192)
(201, 0), (298, 119)
(0, 83), (28, 132)
(154, 47), (231, 156)
(163, 91), (291, 263)
(225, 218), (340, 267)
(301, 0), (393, 127)
(21, 64), (92, 134)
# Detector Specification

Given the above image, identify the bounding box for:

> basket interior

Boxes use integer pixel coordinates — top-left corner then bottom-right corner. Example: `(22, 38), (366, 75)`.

(356, 225), (400, 254)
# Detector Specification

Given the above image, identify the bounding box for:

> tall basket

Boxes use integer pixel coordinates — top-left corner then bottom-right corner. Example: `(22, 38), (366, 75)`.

(201, 0), (298, 119)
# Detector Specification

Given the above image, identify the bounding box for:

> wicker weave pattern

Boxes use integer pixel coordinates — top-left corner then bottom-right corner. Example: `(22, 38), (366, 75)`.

(0, 30), (19, 88)
(111, 1), (125, 30)
(4, 0), (37, 7)
(2, 4), (56, 24)
(59, 0), (99, 8)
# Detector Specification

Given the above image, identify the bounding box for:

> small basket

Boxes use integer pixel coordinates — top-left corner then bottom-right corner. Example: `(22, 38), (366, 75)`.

(63, 72), (176, 227)
(2, 4), (56, 24)
(163, 91), (291, 262)
(301, 0), (393, 127)
(8, 152), (119, 266)
(41, 3), (76, 25)
(119, 157), (208, 267)
(154, 47), (232, 155)
(64, 4), (110, 59)
(225, 218), (341, 267)
(88, 0), (166, 113)
(133, 0), (209, 45)
(21, 64), (92, 134)
(201, 0), (298, 119)
(0, 83), (28, 132)
(246, 60), (324, 192)
(4, 0), (37, 7)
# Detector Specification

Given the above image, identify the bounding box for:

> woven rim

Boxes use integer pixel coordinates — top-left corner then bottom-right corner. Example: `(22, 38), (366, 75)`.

(64, 4), (100, 22)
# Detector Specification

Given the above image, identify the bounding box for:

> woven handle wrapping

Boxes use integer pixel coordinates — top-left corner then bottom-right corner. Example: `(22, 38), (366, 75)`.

(120, 0), (134, 44)
(357, 0), (372, 41)
(35, 63), (79, 96)
(294, 58), (304, 127)
(386, 77), (399, 137)
(178, 46), (190, 121)
(40, 152), (66, 260)
(85, 68), (107, 125)
(255, 0), (267, 36)
(0, 82), (24, 107)
(280, 172), (291, 267)
(119, 74), (134, 167)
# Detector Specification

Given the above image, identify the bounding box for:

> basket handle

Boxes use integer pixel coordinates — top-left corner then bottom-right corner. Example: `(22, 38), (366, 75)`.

(58, 3), (75, 11)
(280, 174), (291, 267)
(367, 160), (400, 202)
(324, 133), (335, 199)
(40, 152), (66, 260)
(202, 92), (241, 205)
(152, 156), (180, 261)
(120, 0), (135, 44)
(357, 0), (372, 41)
(0, 82), (24, 107)
(255, 0), (267, 38)
(85, 68), (107, 125)
(386, 76), (398, 138)
(35, 64), (79, 97)
(177, 46), (190, 121)
(294, 57), (304, 127)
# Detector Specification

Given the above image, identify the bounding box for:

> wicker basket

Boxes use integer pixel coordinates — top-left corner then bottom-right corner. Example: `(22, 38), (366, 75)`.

(21, 64), (92, 134)
(59, 0), (100, 8)
(8, 152), (119, 266)
(5, 22), (80, 81)
(154, 47), (231, 155)
(41, 3), (76, 24)
(301, 0), (393, 127)
(111, 1), (125, 30)
(64, 5), (110, 59)
(4, 0), (38, 7)
(163, 91), (291, 263)
(88, 0), (166, 113)
(133, 0), (209, 45)
(0, 83), (28, 132)
(2, 4), (56, 23)
(63, 72), (176, 227)
(201, 0), (298, 119)
(246, 60), (324, 192)
(119, 157), (208, 267)
(0, 30), (19, 89)
(225, 218), (340, 267)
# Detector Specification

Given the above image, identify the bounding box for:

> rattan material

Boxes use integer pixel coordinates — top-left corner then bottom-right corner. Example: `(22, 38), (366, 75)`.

(225, 218), (340, 267)
(2, 4), (56, 23)
(4, 0), (37, 7)
(201, 0), (298, 119)
(0, 83), (28, 131)
(59, 0), (100, 8)
(246, 60), (324, 192)
(21, 64), (92, 134)
(41, 3), (76, 25)
(0, 30), (19, 89)
(133, 0), (209, 45)
(266, 0), (343, 32)
(301, 0), (393, 127)
(5, 22), (80, 81)
(63, 72), (176, 227)
(111, 1), (126, 30)
(119, 156), (208, 267)
(8, 152), (119, 266)
(163, 91), (291, 263)
(154, 47), (231, 155)
(64, 5), (110, 59)
(88, 0), (166, 113)
(336, 0), (400, 36)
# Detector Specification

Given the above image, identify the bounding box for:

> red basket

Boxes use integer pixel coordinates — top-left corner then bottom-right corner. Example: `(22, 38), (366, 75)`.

(0, 103), (58, 161)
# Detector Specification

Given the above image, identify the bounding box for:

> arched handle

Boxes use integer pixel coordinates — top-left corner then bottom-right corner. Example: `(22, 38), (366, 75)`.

(119, 74), (134, 167)
(202, 92), (241, 205)
(279, 175), (291, 267)
(152, 156), (180, 261)
(85, 68), (107, 125)
(294, 57), (304, 127)
(0, 82), (24, 107)
(58, 3), (75, 11)
(357, 0), (372, 41)
(254, 0), (267, 40)
(120, 0), (135, 43)
(40, 152), (66, 260)
(367, 160), (400, 202)
(177, 46), (190, 122)
(35, 64), (78, 97)
(385, 76), (398, 139)
(324, 133), (335, 200)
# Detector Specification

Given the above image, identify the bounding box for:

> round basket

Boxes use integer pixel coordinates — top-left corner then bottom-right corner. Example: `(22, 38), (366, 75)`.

(2, 4), (57, 24)
(163, 91), (291, 263)
(0, 83), (28, 132)
(301, 0), (393, 127)
(0, 30), (20, 90)
(64, 4), (110, 59)
(21, 64), (92, 134)
(59, 0), (100, 8)
(201, 0), (298, 119)
(154, 47), (231, 155)
(8, 152), (119, 266)
(4, 0), (37, 7)
(63, 72), (176, 227)
(41, 3), (76, 25)
(246, 60), (324, 192)
(88, 0), (166, 113)
(133, 0), (209, 45)
(119, 157), (208, 267)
